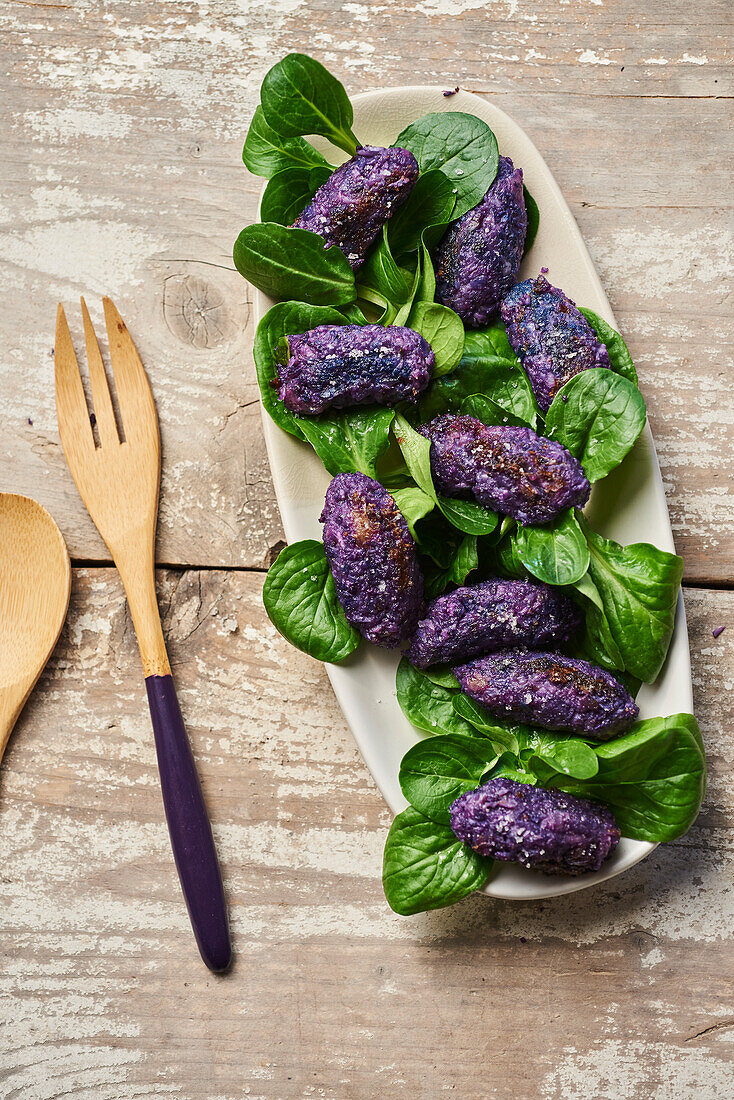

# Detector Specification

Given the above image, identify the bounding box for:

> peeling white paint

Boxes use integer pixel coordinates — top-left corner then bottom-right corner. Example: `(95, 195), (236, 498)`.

(1, 220), (164, 293)
(590, 226), (734, 299)
(578, 49), (614, 65)
(24, 106), (133, 142)
(542, 1040), (734, 1098)
(411, 0), (518, 15)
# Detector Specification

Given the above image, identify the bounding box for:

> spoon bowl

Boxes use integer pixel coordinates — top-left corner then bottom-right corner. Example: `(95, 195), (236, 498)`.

(0, 494), (71, 762)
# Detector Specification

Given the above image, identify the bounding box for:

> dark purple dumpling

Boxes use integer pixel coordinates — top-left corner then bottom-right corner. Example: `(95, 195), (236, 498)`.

(418, 414), (590, 526)
(453, 650), (639, 739)
(320, 472), (424, 648)
(450, 778), (621, 875)
(292, 146), (419, 270)
(407, 577), (581, 668)
(276, 324), (434, 415)
(434, 156), (527, 328)
(501, 275), (611, 412)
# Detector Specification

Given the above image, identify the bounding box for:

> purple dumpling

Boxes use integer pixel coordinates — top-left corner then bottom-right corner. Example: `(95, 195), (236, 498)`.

(418, 414), (590, 526)
(293, 146), (419, 270)
(407, 577), (581, 668)
(450, 778), (621, 875)
(434, 156), (527, 327)
(501, 275), (611, 412)
(453, 650), (639, 739)
(276, 324), (434, 415)
(320, 472), (424, 648)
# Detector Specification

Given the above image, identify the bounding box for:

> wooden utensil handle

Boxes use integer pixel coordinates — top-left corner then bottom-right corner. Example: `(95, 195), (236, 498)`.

(117, 541), (172, 679)
(118, 547), (231, 972)
(145, 674), (232, 973)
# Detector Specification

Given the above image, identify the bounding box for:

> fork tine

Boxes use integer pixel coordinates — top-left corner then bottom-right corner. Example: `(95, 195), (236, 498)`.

(54, 303), (95, 457)
(102, 297), (157, 438)
(81, 297), (119, 448)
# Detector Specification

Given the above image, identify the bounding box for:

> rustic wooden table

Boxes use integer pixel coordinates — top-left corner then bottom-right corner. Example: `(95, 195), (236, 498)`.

(1, 3), (732, 1097)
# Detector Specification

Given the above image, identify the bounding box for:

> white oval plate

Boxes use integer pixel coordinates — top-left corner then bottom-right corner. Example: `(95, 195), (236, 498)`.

(254, 86), (693, 900)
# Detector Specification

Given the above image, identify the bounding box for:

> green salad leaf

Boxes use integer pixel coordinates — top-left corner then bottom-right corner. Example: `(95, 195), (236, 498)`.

(388, 169), (457, 256)
(420, 333), (536, 427)
(260, 165), (333, 225)
(260, 53), (359, 155)
(447, 532), (479, 584)
(464, 322), (518, 363)
(582, 521), (683, 682)
(514, 509), (590, 586)
(545, 368), (646, 483)
(234, 223), (356, 305)
(243, 105), (333, 178)
(580, 307), (639, 386)
(263, 540), (360, 662)
(338, 301), (369, 324)
(399, 735), (496, 824)
(423, 667), (461, 690)
(395, 112), (499, 219)
(410, 511), (457, 568)
(396, 658), (475, 737)
(392, 413), (437, 501)
(462, 392), (535, 430)
(572, 571), (626, 672)
(529, 736), (599, 781)
(422, 531), (480, 597)
(450, 698), (599, 783)
(452, 696), (523, 755)
(413, 241), (437, 306)
(390, 485), (435, 536)
(357, 226), (414, 309)
(484, 756), (539, 786)
(523, 185), (540, 255)
(407, 301), (465, 378)
(486, 525), (528, 579)
(382, 807), (494, 915)
(553, 714), (705, 841)
(298, 408), (395, 478)
(437, 496), (498, 536)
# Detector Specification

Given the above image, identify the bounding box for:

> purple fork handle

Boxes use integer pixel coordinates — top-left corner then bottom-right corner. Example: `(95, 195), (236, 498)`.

(145, 674), (232, 973)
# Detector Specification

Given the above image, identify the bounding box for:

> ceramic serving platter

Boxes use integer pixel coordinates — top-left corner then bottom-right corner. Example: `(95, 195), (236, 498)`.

(254, 86), (693, 900)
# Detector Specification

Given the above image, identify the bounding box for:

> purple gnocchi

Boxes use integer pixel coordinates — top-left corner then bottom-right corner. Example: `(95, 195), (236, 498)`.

(450, 778), (621, 875)
(292, 146), (419, 270)
(275, 323), (434, 415)
(407, 577), (581, 668)
(434, 156), (527, 328)
(501, 275), (612, 412)
(320, 472), (424, 648)
(453, 650), (639, 739)
(418, 414), (590, 526)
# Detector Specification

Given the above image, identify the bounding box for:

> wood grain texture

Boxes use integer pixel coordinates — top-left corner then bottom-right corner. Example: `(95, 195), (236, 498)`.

(0, 571), (732, 1098)
(0, 1), (731, 578)
(1, 1), (732, 1095)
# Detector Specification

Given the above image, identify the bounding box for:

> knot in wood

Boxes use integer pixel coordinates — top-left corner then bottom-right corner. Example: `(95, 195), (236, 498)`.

(163, 273), (238, 350)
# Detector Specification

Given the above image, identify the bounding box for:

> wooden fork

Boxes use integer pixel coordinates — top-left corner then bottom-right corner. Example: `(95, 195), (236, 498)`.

(55, 298), (231, 973)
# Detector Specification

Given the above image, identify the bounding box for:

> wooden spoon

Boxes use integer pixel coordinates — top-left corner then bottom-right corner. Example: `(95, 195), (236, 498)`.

(0, 494), (71, 766)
